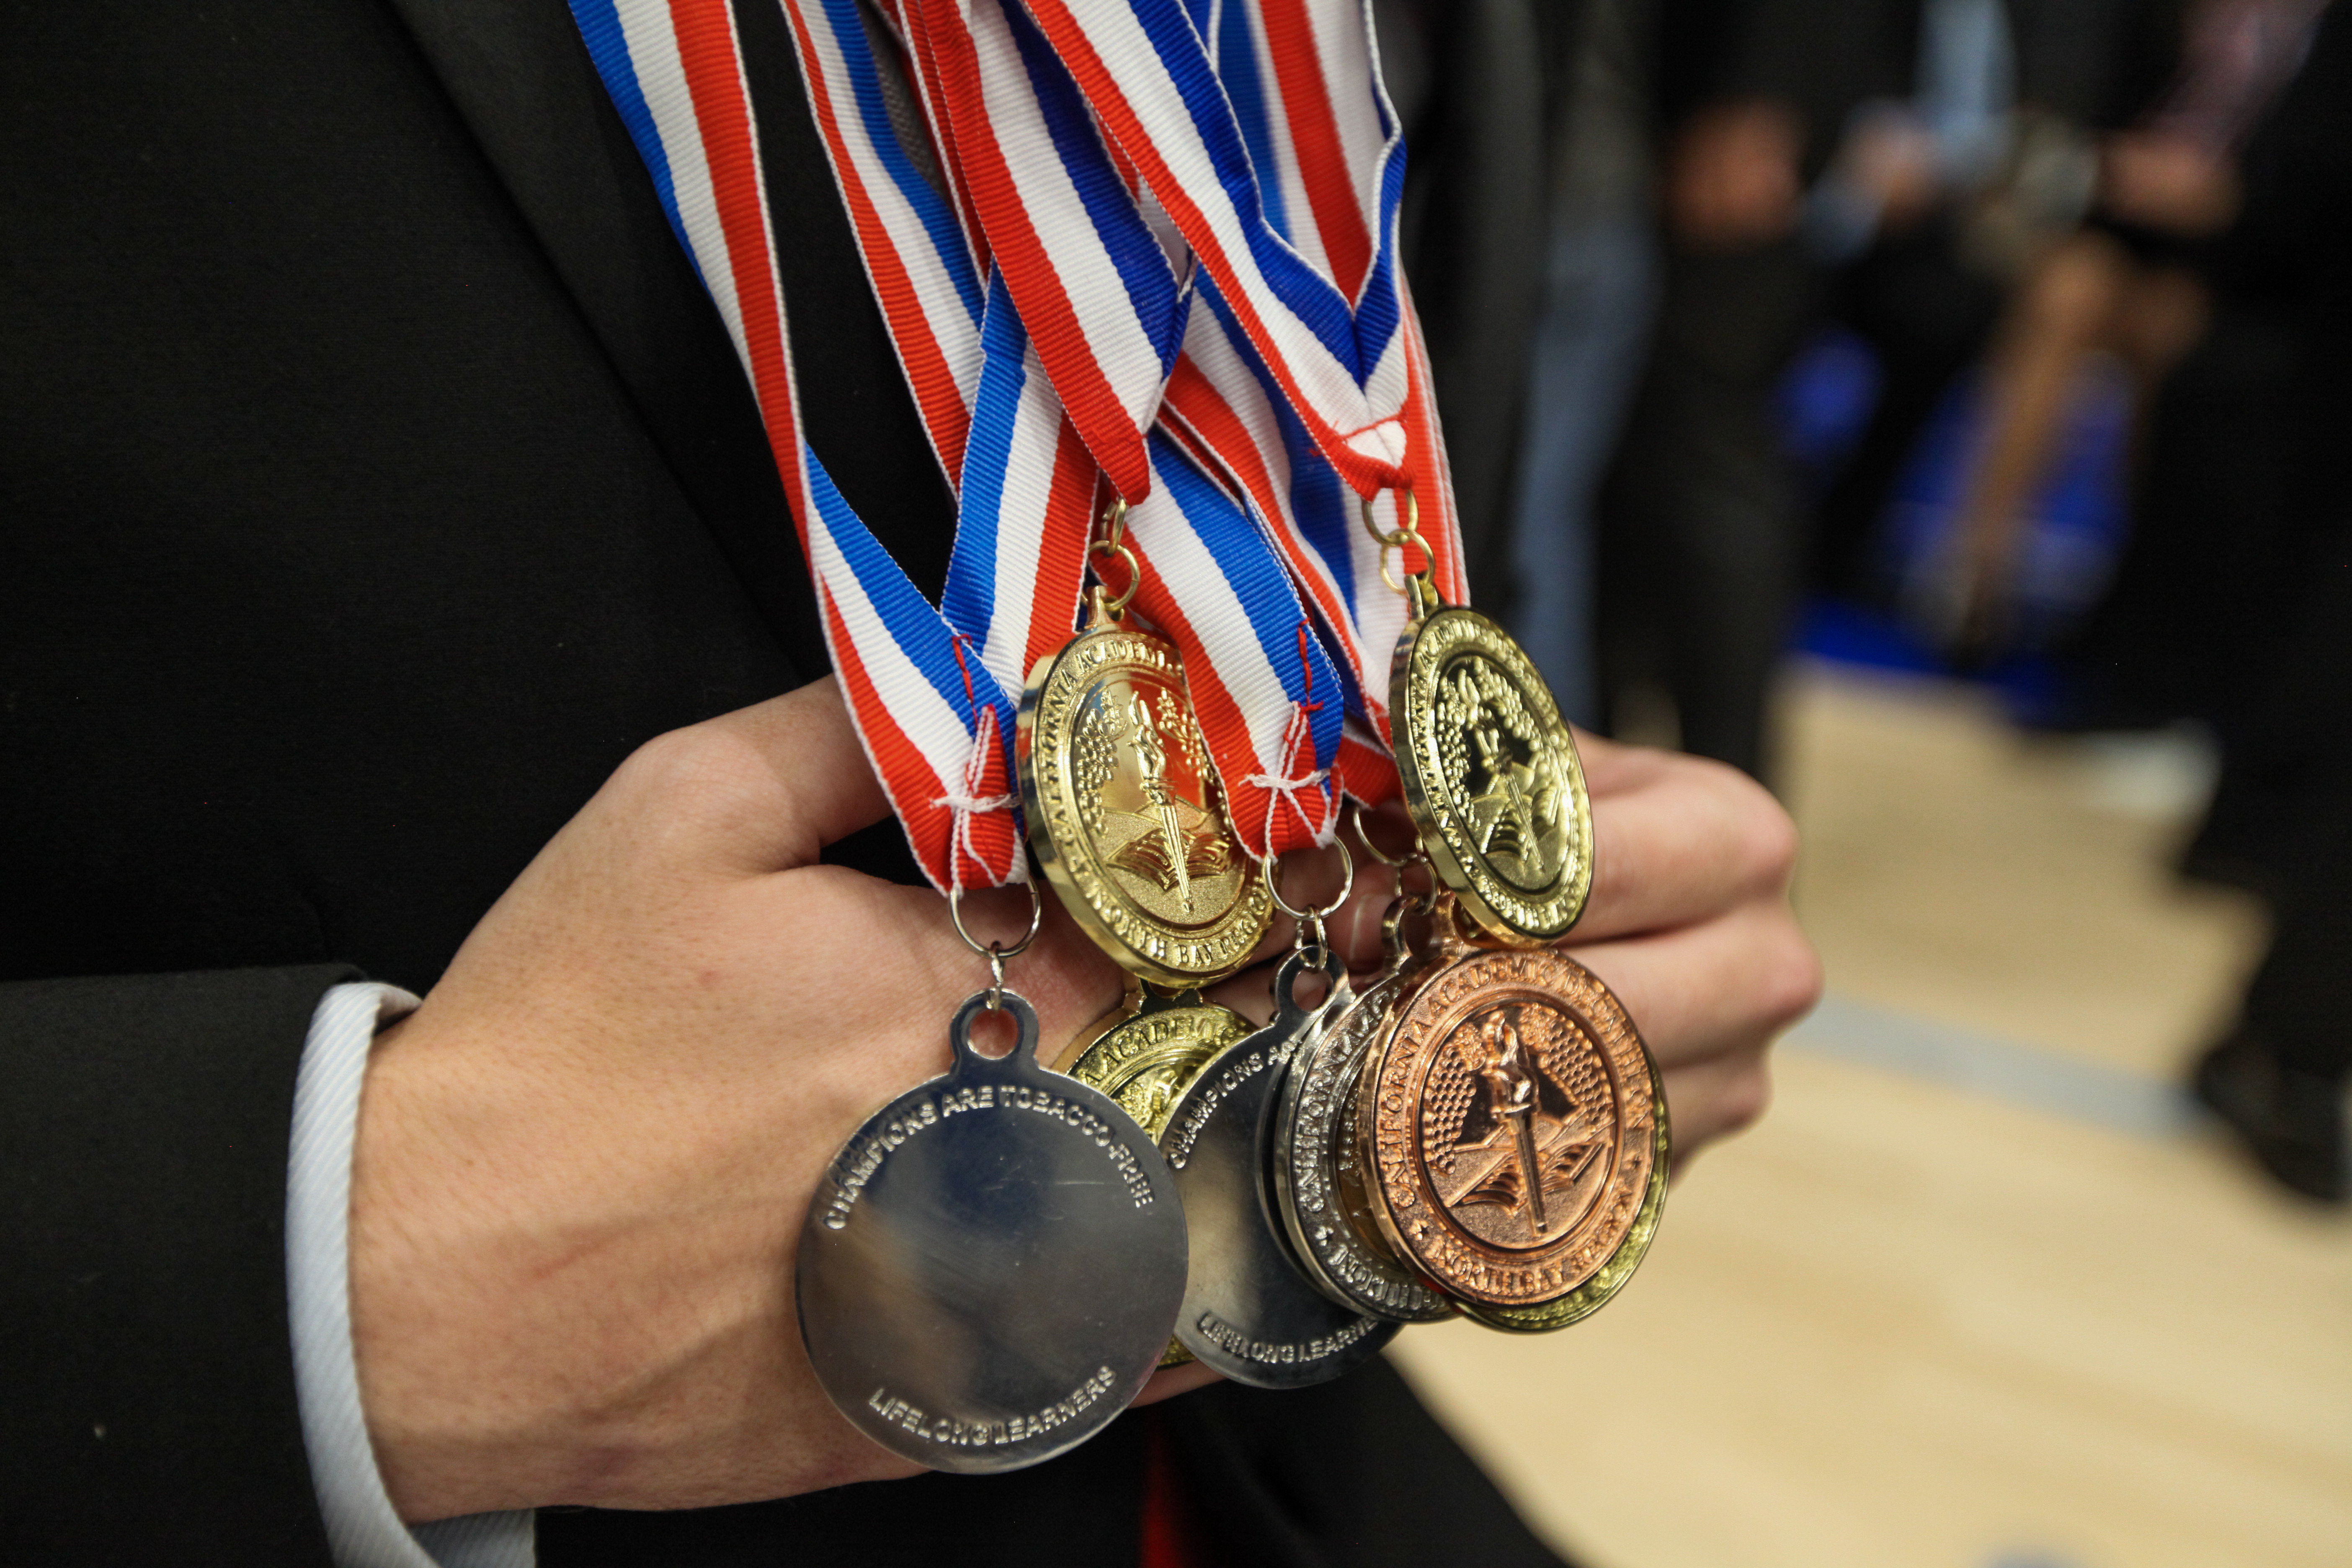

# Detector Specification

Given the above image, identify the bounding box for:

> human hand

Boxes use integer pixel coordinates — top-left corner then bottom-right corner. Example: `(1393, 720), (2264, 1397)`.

(353, 693), (1812, 1521)
(1270, 732), (1815, 1174)
(1666, 100), (1807, 251)
(2099, 129), (2238, 235)
(1840, 107), (1943, 232)
(1555, 735), (1817, 1168)
(348, 678), (1131, 1519)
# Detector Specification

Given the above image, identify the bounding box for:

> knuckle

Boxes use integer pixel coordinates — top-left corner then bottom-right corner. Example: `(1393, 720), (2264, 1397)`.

(1758, 923), (1826, 1030)
(611, 725), (717, 798)
(1671, 752), (1802, 898)
(1731, 781), (1802, 895)
(609, 723), (772, 833)
(1718, 1062), (1774, 1136)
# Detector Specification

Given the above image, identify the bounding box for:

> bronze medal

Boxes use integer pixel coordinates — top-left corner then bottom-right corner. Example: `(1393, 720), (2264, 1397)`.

(1020, 617), (1270, 987)
(1356, 937), (1665, 1330)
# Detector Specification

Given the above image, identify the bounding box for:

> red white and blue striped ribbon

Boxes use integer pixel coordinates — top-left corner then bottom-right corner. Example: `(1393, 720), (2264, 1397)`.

(1010, 0), (1467, 755)
(567, 0), (1463, 877)
(907, 0), (1191, 503)
(571, 0), (1093, 891)
(1014, 0), (1418, 496)
(789, 0), (1349, 856)
(882, 0), (1350, 849)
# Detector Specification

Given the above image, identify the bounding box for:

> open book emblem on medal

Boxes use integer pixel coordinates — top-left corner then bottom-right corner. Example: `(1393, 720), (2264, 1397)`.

(1074, 677), (1239, 921)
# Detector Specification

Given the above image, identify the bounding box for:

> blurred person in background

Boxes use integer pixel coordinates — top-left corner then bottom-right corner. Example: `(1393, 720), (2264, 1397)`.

(2141, 3), (2352, 1203)
(1498, 0), (1664, 728)
(1586, 0), (2159, 782)
(1376, 0), (1552, 602)
(2045, 0), (2337, 787)
(1932, 0), (2330, 660)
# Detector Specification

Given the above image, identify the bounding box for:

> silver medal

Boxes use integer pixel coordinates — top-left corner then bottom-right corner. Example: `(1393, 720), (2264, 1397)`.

(797, 990), (1188, 1473)
(1272, 959), (1457, 1323)
(1161, 946), (1398, 1386)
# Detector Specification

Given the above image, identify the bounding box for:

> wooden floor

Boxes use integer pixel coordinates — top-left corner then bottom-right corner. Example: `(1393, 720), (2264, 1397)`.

(1388, 661), (2352, 1568)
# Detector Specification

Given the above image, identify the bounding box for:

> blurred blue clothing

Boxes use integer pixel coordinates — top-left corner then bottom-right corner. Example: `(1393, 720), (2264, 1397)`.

(1506, 212), (1658, 729)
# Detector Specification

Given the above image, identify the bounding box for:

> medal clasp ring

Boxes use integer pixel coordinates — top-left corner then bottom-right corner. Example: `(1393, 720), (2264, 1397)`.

(1089, 498), (1141, 623)
(1261, 838), (1354, 962)
(1359, 489), (1435, 619)
(949, 879), (1044, 1009)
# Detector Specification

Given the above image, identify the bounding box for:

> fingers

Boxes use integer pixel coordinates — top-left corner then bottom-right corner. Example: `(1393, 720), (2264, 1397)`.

(1572, 735), (1799, 944)
(772, 870), (1127, 1083)
(1251, 738), (1798, 958)
(1657, 1051), (1776, 1173)
(1572, 899), (1820, 1073)
(600, 678), (896, 876)
(1570, 897), (1818, 1163)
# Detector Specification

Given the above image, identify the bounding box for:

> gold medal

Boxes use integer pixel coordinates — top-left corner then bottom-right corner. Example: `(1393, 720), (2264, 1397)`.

(1389, 605), (1592, 946)
(1371, 490), (1591, 947)
(1055, 982), (1252, 1144)
(1018, 514), (1270, 986)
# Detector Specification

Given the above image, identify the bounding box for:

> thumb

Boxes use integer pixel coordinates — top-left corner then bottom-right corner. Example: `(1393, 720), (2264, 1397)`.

(612, 676), (897, 875)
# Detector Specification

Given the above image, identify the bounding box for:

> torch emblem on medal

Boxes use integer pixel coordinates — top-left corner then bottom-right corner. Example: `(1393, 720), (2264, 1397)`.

(1073, 677), (1234, 917)
(1429, 1002), (1613, 1250)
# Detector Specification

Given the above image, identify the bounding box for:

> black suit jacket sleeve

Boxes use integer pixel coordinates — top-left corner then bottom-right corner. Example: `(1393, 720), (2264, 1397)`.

(0, 1), (828, 1558)
(0, 968), (357, 1564)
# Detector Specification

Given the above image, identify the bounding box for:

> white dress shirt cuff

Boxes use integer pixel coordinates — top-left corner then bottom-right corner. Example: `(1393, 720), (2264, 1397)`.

(287, 981), (536, 1568)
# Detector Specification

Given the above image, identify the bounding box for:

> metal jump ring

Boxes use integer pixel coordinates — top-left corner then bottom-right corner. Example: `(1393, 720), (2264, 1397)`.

(1090, 495), (1140, 617)
(1361, 491), (1436, 608)
(1261, 840), (1355, 956)
(1088, 537), (1141, 617)
(1345, 799), (1424, 870)
(1357, 487), (1419, 549)
(1377, 539), (1428, 598)
(949, 880), (1045, 1008)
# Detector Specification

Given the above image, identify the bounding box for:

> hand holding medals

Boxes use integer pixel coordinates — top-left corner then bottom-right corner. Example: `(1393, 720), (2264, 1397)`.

(573, 0), (1680, 1479)
(800, 478), (1668, 1472)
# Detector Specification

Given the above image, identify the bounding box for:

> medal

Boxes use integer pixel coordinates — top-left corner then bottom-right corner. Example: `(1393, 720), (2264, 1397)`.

(1383, 499), (1594, 947)
(1354, 914), (1666, 1332)
(1055, 980), (1253, 1140)
(798, 892), (1189, 1470)
(1158, 854), (1398, 1386)
(1019, 510), (1274, 988)
(1269, 885), (1456, 1324)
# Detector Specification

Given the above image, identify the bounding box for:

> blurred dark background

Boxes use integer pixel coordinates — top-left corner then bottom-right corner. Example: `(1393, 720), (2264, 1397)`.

(1377, 3), (2350, 1561)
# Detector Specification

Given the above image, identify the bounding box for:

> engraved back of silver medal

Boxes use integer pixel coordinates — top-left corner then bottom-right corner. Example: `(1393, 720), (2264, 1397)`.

(797, 991), (1188, 1472)
(1161, 948), (1399, 1387)
(1271, 960), (1457, 1324)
